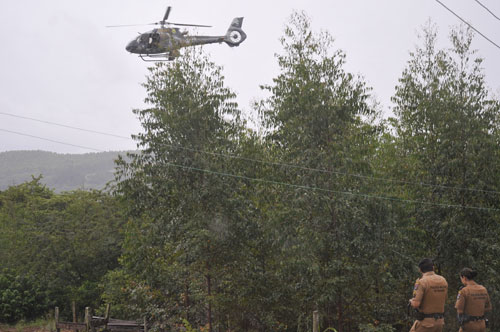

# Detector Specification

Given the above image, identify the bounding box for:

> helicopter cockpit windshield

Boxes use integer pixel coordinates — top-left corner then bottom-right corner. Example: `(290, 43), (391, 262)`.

(137, 31), (160, 46)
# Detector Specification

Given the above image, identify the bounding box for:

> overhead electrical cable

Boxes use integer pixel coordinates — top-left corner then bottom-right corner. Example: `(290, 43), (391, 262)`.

(435, 0), (500, 51)
(2, 111), (500, 196)
(473, 0), (500, 21)
(0, 112), (130, 140)
(163, 162), (500, 212)
(164, 143), (500, 195)
(1, 127), (498, 211)
(0, 128), (105, 152)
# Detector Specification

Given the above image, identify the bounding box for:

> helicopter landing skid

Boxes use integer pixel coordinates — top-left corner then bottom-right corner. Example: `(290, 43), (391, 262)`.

(139, 54), (175, 62)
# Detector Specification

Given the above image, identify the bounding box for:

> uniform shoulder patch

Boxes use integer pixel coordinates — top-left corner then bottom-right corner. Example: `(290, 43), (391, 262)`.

(413, 279), (421, 295)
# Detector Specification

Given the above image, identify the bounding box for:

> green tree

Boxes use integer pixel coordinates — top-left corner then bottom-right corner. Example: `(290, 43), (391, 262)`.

(390, 22), (500, 329)
(0, 178), (125, 321)
(111, 49), (264, 331)
(257, 11), (391, 332)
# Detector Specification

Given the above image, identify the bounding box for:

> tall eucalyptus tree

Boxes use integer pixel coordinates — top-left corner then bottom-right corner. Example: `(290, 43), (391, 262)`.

(257, 11), (390, 331)
(113, 49), (262, 331)
(390, 23), (500, 329)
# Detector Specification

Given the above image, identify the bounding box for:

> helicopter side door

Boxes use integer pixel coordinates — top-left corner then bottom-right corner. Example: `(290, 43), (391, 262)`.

(156, 29), (174, 53)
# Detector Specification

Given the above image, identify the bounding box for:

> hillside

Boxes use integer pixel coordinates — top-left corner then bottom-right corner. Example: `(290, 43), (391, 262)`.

(0, 150), (128, 192)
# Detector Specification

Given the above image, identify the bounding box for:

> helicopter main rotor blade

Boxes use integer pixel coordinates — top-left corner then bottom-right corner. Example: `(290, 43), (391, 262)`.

(168, 22), (212, 28)
(162, 6), (172, 23)
(107, 21), (211, 28)
(106, 23), (157, 28)
(106, 5), (211, 29)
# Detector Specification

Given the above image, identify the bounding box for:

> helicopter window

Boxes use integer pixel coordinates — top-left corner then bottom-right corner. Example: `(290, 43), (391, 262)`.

(139, 34), (151, 44)
(144, 33), (160, 45)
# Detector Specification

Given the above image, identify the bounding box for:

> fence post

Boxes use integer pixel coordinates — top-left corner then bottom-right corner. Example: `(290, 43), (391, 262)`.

(73, 301), (80, 332)
(85, 307), (90, 332)
(104, 304), (111, 331)
(313, 310), (319, 332)
(72, 301), (77, 323)
(104, 304), (110, 321)
(55, 307), (60, 332)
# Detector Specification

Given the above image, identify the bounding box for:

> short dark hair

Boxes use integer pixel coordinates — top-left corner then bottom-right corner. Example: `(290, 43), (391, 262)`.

(460, 268), (477, 280)
(418, 258), (434, 273)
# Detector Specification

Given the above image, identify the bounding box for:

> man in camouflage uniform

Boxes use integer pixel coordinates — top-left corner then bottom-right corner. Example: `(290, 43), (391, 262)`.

(409, 258), (448, 332)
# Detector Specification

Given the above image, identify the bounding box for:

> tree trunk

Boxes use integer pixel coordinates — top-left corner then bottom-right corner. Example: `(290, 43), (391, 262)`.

(206, 273), (212, 332)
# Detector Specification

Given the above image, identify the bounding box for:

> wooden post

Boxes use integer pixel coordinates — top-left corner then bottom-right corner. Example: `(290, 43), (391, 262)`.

(73, 301), (77, 323)
(313, 310), (319, 332)
(104, 304), (110, 321)
(143, 317), (147, 332)
(73, 301), (80, 332)
(104, 304), (111, 331)
(85, 307), (90, 332)
(55, 307), (60, 332)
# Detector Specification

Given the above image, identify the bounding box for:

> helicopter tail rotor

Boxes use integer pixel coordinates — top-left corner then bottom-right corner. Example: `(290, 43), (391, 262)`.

(223, 17), (246, 47)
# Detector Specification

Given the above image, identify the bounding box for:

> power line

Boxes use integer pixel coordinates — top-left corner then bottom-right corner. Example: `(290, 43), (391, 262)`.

(474, 0), (500, 21)
(0, 128), (105, 152)
(435, 0), (500, 51)
(168, 144), (500, 195)
(163, 162), (500, 212)
(0, 112), (131, 140)
(2, 111), (500, 196)
(1, 127), (498, 211)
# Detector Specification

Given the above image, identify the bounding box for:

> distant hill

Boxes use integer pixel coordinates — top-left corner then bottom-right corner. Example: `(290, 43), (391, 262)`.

(0, 150), (130, 192)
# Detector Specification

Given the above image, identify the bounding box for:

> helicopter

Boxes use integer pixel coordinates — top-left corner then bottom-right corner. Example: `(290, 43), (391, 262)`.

(108, 6), (247, 61)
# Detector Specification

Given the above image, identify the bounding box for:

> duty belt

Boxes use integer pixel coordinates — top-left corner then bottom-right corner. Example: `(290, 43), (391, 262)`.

(417, 312), (444, 320)
(467, 315), (485, 321)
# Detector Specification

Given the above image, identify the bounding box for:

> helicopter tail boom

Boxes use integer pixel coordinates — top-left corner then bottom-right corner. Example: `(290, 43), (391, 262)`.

(223, 17), (246, 47)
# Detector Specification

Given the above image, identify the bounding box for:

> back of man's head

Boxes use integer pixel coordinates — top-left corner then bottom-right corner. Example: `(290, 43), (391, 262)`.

(418, 258), (434, 273)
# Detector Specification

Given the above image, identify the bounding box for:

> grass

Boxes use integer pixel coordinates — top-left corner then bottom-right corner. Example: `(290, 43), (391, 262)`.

(0, 318), (55, 332)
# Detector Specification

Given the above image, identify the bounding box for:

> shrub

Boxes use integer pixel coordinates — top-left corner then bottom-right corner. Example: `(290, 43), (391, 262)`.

(0, 269), (50, 323)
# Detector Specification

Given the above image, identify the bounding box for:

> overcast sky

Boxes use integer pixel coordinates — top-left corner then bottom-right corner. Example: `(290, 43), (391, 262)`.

(1, 0), (499, 154)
